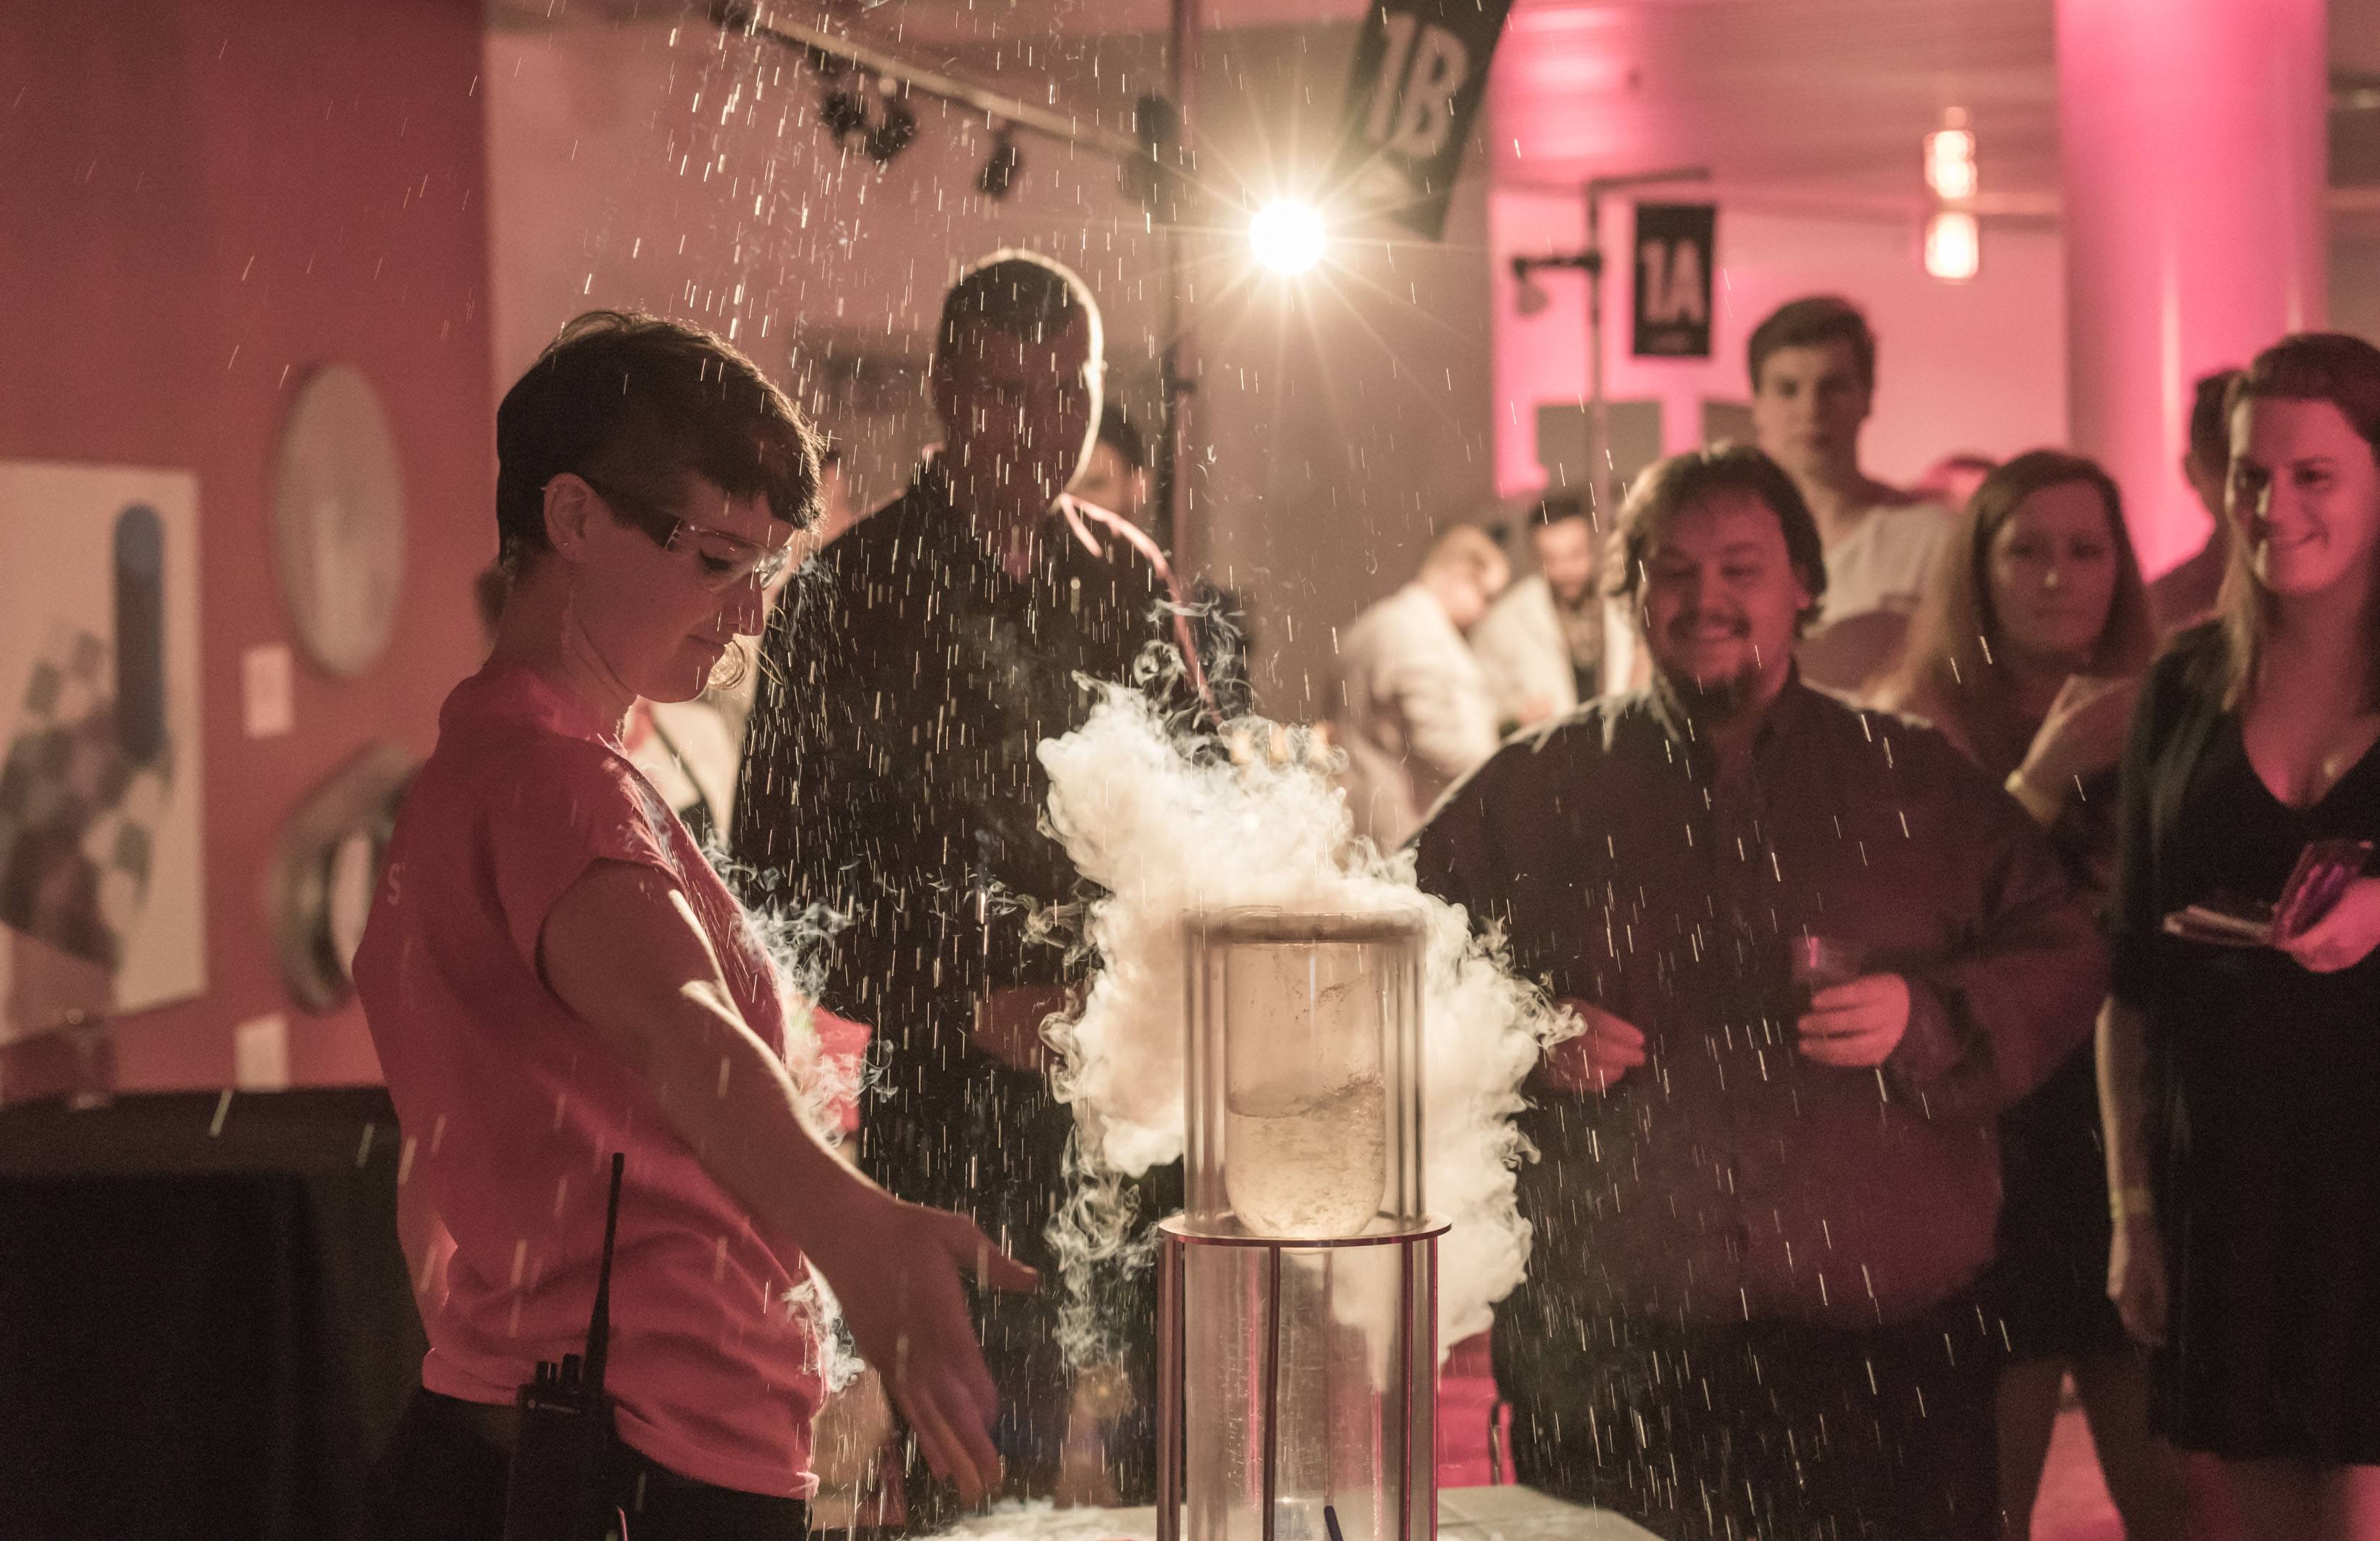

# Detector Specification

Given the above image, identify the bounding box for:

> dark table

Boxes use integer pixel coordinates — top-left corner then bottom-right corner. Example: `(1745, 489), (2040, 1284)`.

(0, 1086), (423, 1541)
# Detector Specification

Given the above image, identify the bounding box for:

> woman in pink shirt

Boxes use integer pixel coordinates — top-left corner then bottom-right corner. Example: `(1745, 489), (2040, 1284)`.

(356, 312), (1031, 1540)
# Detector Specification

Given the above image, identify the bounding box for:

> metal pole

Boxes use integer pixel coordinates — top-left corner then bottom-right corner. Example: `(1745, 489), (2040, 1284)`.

(1584, 186), (1609, 524)
(1396, 1238), (1414, 1541)
(1158, 1234), (1184, 1541)
(1424, 1234), (1440, 1538)
(1160, 0), (1204, 574)
(1262, 1245), (1282, 1541)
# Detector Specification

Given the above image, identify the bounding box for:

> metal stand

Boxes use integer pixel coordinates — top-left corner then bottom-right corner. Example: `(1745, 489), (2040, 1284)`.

(1156, 1215), (1448, 1541)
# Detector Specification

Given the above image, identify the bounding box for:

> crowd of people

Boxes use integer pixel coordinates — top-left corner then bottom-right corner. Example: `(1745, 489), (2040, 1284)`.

(1355, 300), (2380, 1540)
(351, 245), (2380, 1541)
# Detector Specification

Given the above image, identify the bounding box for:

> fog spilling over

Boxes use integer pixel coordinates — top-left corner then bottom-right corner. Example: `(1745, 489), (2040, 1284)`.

(1035, 682), (1575, 1355)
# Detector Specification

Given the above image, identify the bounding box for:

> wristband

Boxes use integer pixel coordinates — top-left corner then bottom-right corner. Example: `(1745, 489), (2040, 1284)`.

(2108, 1183), (2156, 1222)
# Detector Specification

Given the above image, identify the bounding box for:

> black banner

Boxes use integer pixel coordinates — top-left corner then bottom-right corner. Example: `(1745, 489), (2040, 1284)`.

(1631, 203), (1716, 358)
(1331, 0), (1516, 240)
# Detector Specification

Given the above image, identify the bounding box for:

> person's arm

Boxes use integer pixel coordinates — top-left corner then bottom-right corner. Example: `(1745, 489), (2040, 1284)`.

(1828, 737), (2107, 1105)
(539, 859), (1034, 1504)
(2097, 995), (2166, 1345)
(2097, 654), (2172, 1345)
(2006, 675), (2141, 826)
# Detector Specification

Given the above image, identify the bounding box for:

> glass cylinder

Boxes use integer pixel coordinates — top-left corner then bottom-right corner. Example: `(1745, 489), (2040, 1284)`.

(1183, 909), (1425, 1239)
(1163, 908), (1436, 1541)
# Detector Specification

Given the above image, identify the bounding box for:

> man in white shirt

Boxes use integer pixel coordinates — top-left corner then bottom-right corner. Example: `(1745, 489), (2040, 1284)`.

(1747, 295), (1947, 691)
(1470, 491), (1610, 727)
(1334, 524), (1509, 848)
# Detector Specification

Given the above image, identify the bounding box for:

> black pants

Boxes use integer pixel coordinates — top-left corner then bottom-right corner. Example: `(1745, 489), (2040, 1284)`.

(1497, 1294), (2004, 1541)
(358, 1389), (810, 1541)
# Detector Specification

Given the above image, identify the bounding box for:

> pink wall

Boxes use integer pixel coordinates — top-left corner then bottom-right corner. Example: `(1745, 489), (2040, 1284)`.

(0, 0), (495, 1090)
(1490, 187), (2069, 504)
(2058, 0), (2329, 577)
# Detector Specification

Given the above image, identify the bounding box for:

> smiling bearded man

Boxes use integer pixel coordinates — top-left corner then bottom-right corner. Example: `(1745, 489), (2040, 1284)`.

(1411, 442), (2106, 1541)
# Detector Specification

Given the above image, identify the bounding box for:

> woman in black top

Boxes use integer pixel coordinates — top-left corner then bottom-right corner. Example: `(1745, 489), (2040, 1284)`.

(2102, 333), (2380, 1540)
(1878, 450), (2182, 1539)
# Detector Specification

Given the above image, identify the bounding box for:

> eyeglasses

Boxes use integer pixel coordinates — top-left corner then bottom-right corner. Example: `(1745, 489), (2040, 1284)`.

(577, 474), (794, 592)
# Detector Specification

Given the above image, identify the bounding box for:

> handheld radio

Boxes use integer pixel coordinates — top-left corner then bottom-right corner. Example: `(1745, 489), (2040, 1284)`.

(501, 1151), (628, 1541)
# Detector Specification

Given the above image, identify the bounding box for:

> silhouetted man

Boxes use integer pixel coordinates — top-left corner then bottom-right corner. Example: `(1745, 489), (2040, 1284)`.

(733, 251), (1202, 1511)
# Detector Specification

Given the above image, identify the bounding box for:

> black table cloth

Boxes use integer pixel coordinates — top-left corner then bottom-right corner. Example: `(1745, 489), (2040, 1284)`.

(0, 1086), (421, 1541)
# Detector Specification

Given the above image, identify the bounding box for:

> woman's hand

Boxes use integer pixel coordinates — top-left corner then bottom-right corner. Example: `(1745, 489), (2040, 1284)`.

(2108, 1213), (2169, 1348)
(1543, 998), (1646, 1093)
(2012, 675), (2141, 816)
(2278, 876), (2380, 975)
(805, 1190), (1039, 1506)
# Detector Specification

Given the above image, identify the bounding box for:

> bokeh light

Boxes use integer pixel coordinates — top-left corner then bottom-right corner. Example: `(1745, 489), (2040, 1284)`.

(1248, 200), (1326, 276)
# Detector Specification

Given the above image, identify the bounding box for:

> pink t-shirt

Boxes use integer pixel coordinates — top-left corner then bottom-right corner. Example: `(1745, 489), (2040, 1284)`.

(355, 664), (821, 1497)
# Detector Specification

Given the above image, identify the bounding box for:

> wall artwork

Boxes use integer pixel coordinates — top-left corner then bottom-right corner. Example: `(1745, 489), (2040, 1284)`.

(0, 463), (206, 1043)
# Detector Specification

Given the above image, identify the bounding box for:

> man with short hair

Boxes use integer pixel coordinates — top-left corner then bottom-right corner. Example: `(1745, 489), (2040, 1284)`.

(733, 251), (1203, 1510)
(1468, 491), (1608, 726)
(1334, 524), (1509, 848)
(1414, 443), (2102, 1540)
(2146, 366), (2244, 631)
(1747, 294), (1947, 689)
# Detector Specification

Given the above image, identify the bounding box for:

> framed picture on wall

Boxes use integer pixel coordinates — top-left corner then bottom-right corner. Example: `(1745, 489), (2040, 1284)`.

(0, 463), (206, 1043)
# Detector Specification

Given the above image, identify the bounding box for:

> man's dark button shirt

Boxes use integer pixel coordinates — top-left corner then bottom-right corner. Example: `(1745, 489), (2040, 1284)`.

(1411, 676), (2104, 1329)
(731, 462), (1201, 1207)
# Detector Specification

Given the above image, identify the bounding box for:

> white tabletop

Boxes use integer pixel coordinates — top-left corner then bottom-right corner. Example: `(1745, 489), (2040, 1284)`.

(930, 1488), (1658, 1541)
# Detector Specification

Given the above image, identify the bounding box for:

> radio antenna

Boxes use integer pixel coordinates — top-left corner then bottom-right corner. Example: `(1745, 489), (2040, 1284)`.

(583, 1152), (625, 1393)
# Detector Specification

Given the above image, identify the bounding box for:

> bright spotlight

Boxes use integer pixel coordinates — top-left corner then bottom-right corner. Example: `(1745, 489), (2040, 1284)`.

(1248, 201), (1326, 276)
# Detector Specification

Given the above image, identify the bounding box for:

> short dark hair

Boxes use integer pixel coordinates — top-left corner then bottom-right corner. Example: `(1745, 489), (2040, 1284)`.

(935, 249), (1099, 364)
(495, 310), (819, 567)
(1608, 443), (1828, 633)
(2188, 367), (2243, 472)
(1747, 295), (1876, 394)
(1530, 490), (1592, 529)
(1096, 403), (1146, 470)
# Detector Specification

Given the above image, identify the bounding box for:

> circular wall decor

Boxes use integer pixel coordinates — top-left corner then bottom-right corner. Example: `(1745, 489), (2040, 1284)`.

(272, 742), (419, 1014)
(270, 364), (407, 677)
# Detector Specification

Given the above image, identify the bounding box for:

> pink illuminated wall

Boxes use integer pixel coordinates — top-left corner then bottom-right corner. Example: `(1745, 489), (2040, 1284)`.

(2058, 0), (2328, 575)
(1489, 186), (2069, 501)
(1, 0), (493, 1091)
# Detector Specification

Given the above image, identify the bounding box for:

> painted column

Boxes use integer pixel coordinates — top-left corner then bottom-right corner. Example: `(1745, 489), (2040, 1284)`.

(2058, 0), (2328, 575)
